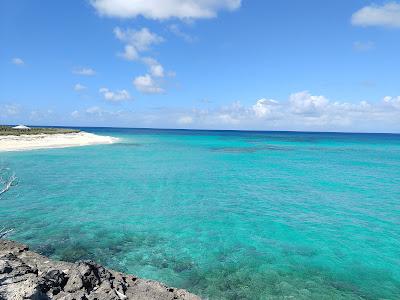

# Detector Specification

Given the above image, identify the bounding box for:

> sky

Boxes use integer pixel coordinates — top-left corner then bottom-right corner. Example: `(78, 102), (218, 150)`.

(1, 0), (400, 132)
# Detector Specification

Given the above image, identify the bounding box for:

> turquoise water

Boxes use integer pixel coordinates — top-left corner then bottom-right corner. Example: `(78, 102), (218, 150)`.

(1, 129), (400, 299)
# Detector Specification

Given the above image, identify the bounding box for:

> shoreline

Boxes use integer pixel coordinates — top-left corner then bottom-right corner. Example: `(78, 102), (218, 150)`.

(0, 239), (200, 299)
(0, 131), (119, 152)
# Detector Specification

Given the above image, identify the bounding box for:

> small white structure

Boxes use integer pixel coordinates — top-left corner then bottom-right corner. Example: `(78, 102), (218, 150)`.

(12, 125), (31, 130)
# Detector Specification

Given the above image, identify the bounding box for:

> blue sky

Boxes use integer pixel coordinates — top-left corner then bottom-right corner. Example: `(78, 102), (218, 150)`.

(1, 0), (400, 132)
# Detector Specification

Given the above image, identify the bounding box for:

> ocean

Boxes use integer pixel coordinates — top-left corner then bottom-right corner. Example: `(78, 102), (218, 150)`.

(1, 128), (399, 299)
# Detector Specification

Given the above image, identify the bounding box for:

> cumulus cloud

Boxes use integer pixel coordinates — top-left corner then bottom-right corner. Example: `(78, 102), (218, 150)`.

(114, 27), (170, 94)
(12, 58), (24, 66)
(73, 67), (96, 76)
(289, 91), (329, 115)
(383, 96), (400, 109)
(114, 27), (164, 60)
(120, 45), (139, 61)
(99, 87), (131, 102)
(64, 92), (400, 132)
(114, 27), (165, 72)
(142, 57), (164, 77)
(133, 74), (164, 94)
(91, 0), (242, 20)
(252, 98), (279, 118)
(74, 83), (87, 92)
(352, 2), (400, 28)
(181, 92), (400, 131)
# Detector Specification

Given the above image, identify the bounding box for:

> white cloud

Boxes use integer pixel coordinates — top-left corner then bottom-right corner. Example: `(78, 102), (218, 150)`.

(142, 57), (164, 77)
(12, 58), (24, 66)
(352, 2), (400, 28)
(63, 92), (400, 132)
(133, 74), (164, 94)
(289, 91), (329, 115)
(73, 67), (96, 76)
(197, 101), (251, 125)
(150, 63), (164, 77)
(252, 98), (278, 118)
(114, 27), (165, 77)
(353, 41), (375, 51)
(114, 27), (163, 56)
(120, 45), (139, 61)
(184, 92), (400, 131)
(99, 87), (131, 102)
(177, 116), (193, 125)
(383, 96), (400, 109)
(168, 24), (196, 42)
(91, 0), (241, 20)
(114, 27), (170, 94)
(74, 83), (87, 92)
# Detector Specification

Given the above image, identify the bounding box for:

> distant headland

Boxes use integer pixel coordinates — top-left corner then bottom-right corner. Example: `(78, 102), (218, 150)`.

(0, 125), (81, 136)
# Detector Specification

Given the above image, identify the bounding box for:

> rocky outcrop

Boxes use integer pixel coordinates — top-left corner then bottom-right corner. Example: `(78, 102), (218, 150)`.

(0, 239), (200, 300)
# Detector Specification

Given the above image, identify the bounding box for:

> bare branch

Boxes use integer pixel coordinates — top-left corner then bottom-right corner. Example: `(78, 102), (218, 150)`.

(0, 168), (17, 197)
(0, 227), (14, 239)
(0, 167), (17, 239)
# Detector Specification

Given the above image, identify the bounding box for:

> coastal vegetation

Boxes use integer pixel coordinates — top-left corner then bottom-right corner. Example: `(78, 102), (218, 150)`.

(0, 126), (80, 136)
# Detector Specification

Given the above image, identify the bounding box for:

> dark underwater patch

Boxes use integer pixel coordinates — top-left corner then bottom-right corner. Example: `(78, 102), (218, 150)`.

(58, 243), (94, 262)
(109, 142), (142, 148)
(281, 245), (318, 258)
(34, 243), (56, 257)
(210, 145), (292, 153)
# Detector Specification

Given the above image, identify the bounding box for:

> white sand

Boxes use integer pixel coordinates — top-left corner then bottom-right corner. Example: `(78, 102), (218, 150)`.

(0, 132), (119, 152)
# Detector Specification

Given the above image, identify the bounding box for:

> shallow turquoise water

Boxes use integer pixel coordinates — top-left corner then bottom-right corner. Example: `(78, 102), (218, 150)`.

(1, 129), (400, 299)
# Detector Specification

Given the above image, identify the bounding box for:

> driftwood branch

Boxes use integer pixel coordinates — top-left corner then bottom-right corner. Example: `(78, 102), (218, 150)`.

(0, 168), (18, 197)
(0, 167), (17, 238)
(0, 227), (14, 239)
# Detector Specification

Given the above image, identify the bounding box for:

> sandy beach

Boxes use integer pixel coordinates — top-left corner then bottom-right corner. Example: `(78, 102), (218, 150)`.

(0, 131), (119, 152)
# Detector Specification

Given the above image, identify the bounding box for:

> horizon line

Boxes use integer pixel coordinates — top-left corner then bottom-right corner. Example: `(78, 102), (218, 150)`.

(3, 124), (399, 135)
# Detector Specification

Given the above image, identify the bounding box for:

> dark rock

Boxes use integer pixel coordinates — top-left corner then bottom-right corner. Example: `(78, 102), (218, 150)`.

(0, 239), (200, 300)
(0, 261), (12, 274)
(38, 269), (68, 294)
